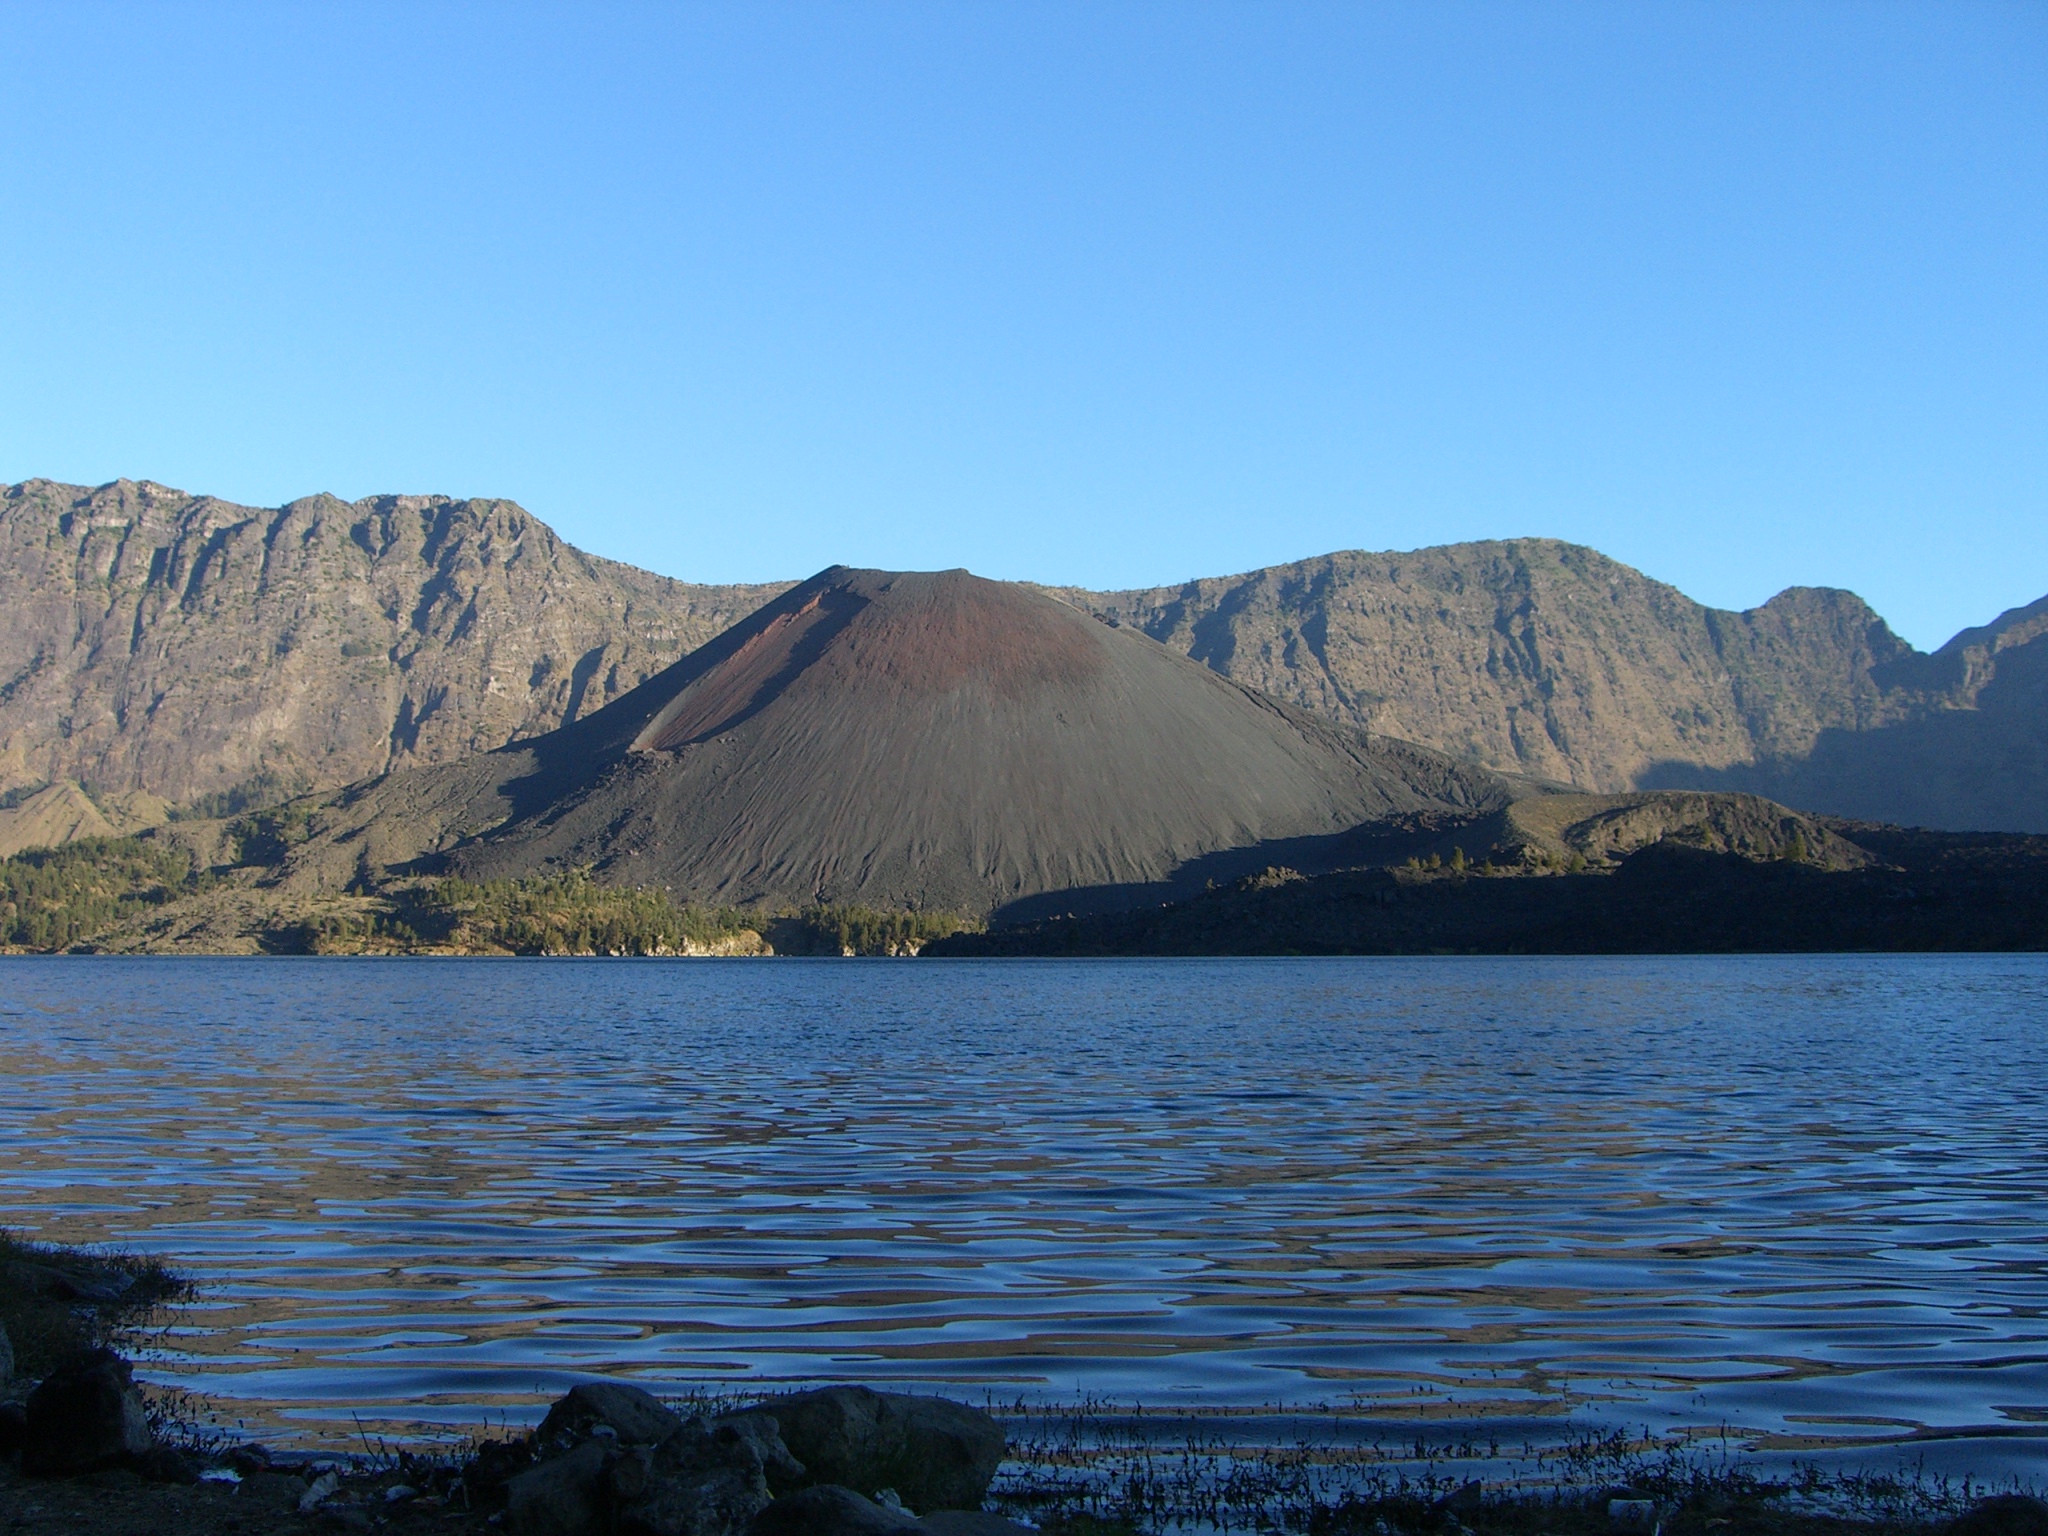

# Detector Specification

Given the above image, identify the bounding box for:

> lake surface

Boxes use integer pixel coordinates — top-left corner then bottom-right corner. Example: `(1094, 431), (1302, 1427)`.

(2, 955), (2045, 1477)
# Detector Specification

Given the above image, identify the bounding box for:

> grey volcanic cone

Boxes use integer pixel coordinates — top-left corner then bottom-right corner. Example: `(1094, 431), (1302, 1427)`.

(420, 566), (1512, 913)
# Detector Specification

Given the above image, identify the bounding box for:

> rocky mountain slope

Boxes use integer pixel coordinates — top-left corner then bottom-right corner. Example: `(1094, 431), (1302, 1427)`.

(271, 566), (1512, 916)
(0, 479), (789, 806)
(4, 479), (2040, 832)
(1051, 541), (2047, 832)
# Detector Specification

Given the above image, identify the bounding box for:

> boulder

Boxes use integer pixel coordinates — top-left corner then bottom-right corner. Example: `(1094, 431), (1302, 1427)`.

(612, 1420), (774, 1536)
(465, 1434), (541, 1507)
(759, 1388), (1005, 1514)
(711, 1410), (808, 1496)
(747, 1485), (923, 1536)
(507, 1395), (793, 1536)
(0, 1401), (26, 1454)
(507, 1438), (614, 1536)
(536, 1381), (686, 1455)
(22, 1348), (154, 1475)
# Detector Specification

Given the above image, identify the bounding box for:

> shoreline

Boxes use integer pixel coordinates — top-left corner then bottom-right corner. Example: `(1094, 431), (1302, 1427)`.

(6, 1239), (2044, 1535)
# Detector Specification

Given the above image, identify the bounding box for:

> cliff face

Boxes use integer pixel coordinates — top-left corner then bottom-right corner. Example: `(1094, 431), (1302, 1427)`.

(0, 479), (791, 804)
(3, 481), (2040, 833)
(1049, 541), (1928, 792)
(1057, 544), (2047, 832)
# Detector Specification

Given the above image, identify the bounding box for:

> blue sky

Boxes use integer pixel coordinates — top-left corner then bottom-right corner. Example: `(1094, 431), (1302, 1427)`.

(1, 3), (2041, 650)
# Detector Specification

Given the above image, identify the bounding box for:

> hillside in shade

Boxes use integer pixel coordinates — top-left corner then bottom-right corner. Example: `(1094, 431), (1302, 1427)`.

(279, 567), (1513, 915)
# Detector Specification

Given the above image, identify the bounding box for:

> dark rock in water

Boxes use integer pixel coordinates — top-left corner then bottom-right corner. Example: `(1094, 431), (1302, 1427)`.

(22, 1348), (153, 1475)
(760, 1386), (1005, 1513)
(1952, 1495), (2048, 1536)
(612, 1420), (774, 1536)
(918, 1513), (1036, 1536)
(0, 1400), (26, 1454)
(746, 1485), (923, 1536)
(507, 1438), (614, 1536)
(537, 1381), (686, 1455)
(709, 1410), (808, 1496)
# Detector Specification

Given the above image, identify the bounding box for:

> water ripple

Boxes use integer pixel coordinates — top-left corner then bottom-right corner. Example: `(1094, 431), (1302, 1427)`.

(1, 954), (2044, 1467)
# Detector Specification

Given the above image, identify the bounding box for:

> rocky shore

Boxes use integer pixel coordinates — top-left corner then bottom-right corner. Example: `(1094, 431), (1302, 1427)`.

(1, 1347), (1024, 1536)
(5, 1240), (2043, 1536)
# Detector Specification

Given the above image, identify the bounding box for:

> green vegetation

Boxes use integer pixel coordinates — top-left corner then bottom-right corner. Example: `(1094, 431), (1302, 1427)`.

(418, 871), (762, 956)
(0, 846), (978, 958)
(298, 908), (423, 952)
(0, 836), (216, 951)
(227, 801), (319, 864)
(168, 767), (308, 821)
(0, 780), (49, 812)
(793, 902), (978, 956)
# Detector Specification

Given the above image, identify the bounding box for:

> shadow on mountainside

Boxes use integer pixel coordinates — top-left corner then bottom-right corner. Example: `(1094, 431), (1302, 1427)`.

(989, 812), (1479, 923)
(941, 833), (2048, 957)
(1640, 633), (2048, 833)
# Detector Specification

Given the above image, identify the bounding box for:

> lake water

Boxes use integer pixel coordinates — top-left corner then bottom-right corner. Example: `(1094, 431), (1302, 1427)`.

(1, 955), (2044, 1479)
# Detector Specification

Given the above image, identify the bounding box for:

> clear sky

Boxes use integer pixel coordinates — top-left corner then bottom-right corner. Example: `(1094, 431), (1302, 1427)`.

(2, 3), (2042, 650)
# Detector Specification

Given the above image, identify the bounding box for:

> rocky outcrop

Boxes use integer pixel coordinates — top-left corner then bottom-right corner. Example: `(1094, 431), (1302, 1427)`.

(0, 781), (168, 858)
(493, 1381), (1006, 1536)
(1055, 543), (2048, 830)
(20, 1348), (153, 1475)
(0, 479), (789, 806)
(758, 1386), (1007, 1514)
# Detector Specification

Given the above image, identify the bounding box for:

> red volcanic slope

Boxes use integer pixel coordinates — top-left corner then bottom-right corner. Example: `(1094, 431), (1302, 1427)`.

(439, 566), (1512, 914)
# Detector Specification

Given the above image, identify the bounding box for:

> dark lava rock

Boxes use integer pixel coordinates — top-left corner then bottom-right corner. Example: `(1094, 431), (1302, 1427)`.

(466, 1434), (541, 1507)
(1952, 1495), (2048, 1536)
(747, 1485), (924, 1536)
(711, 1410), (808, 1496)
(759, 1387), (1005, 1513)
(506, 1389), (799, 1536)
(537, 1381), (686, 1455)
(22, 1347), (154, 1475)
(919, 1513), (1037, 1536)
(0, 1399), (26, 1453)
(612, 1420), (773, 1536)
(507, 1438), (614, 1536)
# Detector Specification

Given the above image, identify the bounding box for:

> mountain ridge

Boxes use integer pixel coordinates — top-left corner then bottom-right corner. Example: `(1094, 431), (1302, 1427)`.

(3, 478), (2040, 831)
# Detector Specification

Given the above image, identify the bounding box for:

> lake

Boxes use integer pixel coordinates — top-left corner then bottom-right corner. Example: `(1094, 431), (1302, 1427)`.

(2, 955), (2044, 1479)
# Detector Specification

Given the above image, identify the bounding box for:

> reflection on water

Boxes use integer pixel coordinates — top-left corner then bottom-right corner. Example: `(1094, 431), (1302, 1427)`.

(1, 955), (2044, 1473)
